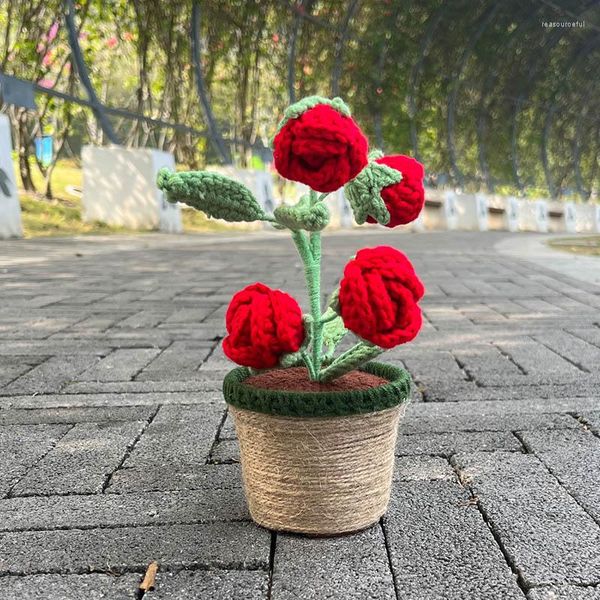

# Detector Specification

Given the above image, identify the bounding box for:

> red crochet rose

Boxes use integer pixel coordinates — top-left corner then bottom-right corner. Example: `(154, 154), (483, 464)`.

(223, 282), (305, 369)
(338, 246), (424, 349)
(366, 155), (425, 227)
(273, 104), (368, 193)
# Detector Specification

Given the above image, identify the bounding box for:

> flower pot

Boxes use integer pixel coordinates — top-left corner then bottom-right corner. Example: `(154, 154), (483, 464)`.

(223, 362), (411, 536)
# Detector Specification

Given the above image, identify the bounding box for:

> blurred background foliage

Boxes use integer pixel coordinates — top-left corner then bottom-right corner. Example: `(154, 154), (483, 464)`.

(1, 0), (598, 205)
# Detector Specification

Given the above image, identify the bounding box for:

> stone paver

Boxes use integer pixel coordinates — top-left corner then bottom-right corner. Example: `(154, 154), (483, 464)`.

(1, 573), (140, 600)
(272, 526), (396, 599)
(455, 452), (600, 587)
(384, 480), (524, 599)
(1, 231), (599, 598)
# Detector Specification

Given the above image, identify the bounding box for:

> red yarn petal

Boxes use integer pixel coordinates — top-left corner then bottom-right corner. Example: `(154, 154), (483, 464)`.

(338, 246), (424, 349)
(223, 283), (304, 369)
(273, 104), (368, 192)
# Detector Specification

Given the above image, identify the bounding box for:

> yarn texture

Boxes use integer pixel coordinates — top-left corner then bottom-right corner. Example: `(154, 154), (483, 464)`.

(223, 361), (411, 417)
(366, 155), (425, 227)
(273, 101), (368, 192)
(157, 168), (268, 222)
(155, 95), (427, 385)
(223, 283), (305, 369)
(344, 161), (402, 225)
(338, 246), (425, 349)
(274, 194), (330, 231)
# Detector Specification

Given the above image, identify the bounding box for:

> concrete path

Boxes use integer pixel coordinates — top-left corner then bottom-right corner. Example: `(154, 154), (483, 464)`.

(0, 230), (599, 600)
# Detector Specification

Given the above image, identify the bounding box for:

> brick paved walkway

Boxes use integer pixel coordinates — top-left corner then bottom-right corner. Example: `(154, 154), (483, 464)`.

(0, 231), (599, 599)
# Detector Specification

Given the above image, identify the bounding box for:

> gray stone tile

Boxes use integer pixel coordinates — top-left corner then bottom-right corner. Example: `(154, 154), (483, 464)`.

(11, 420), (147, 496)
(0, 390), (223, 409)
(0, 522), (269, 575)
(77, 348), (161, 382)
(0, 478), (248, 532)
(0, 573), (140, 599)
(495, 337), (584, 384)
(211, 439), (240, 464)
(107, 463), (241, 494)
(455, 452), (600, 586)
(518, 429), (600, 523)
(401, 413), (578, 435)
(407, 397), (600, 418)
(0, 354), (101, 395)
(118, 405), (224, 474)
(0, 424), (70, 497)
(0, 406), (156, 425)
(272, 525), (396, 599)
(396, 431), (522, 456)
(136, 341), (215, 380)
(393, 456), (455, 481)
(146, 570), (268, 599)
(384, 480), (523, 599)
(453, 345), (527, 386)
(527, 586), (600, 600)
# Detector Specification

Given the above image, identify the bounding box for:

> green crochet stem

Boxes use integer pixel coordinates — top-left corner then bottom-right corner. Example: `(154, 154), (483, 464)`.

(291, 191), (324, 380)
(289, 189), (388, 382)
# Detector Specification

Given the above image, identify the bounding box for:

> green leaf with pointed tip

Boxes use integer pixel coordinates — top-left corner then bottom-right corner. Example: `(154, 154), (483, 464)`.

(344, 162), (402, 225)
(322, 308), (347, 354)
(274, 194), (330, 231)
(156, 168), (268, 223)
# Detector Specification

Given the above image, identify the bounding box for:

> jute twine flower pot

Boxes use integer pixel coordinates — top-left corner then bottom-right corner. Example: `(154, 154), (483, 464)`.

(223, 362), (411, 536)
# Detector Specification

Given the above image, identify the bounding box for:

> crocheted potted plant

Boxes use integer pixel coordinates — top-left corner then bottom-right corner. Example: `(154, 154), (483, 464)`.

(157, 96), (426, 536)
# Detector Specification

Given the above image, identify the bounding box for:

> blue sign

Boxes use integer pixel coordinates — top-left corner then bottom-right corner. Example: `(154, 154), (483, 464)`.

(35, 135), (53, 166)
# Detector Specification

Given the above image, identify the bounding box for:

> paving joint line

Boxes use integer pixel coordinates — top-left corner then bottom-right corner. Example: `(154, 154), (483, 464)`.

(491, 343), (528, 376)
(448, 455), (530, 597)
(5, 423), (76, 500)
(532, 337), (591, 374)
(206, 408), (230, 465)
(0, 516), (251, 534)
(266, 530), (277, 600)
(101, 406), (161, 493)
(379, 518), (401, 600)
(514, 429), (600, 529)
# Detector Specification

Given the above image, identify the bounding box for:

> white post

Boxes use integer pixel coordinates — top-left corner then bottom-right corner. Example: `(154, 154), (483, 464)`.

(337, 188), (354, 228)
(0, 114), (23, 239)
(574, 204), (600, 233)
(518, 199), (548, 232)
(443, 190), (458, 230)
(82, 146), (182, 232)
(563, 202), (577, 233)
(454, 193), (488, 231)
(152, 150), (183, 233)
(505, 196), (520, 232)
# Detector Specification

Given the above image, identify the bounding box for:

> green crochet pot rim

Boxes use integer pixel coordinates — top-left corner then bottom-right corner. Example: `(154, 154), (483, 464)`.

(222, 362), (411, 418)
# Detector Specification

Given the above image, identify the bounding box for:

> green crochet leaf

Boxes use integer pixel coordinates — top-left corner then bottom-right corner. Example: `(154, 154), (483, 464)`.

(275, 95), (351, 134)
(322, 310), (347, 355)
(157, 168), (268, 223)
(344, 162), (403, 225)
(274, 194), (330, 231)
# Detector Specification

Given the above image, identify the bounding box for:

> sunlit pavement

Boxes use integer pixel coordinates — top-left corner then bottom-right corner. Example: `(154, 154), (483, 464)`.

(0, 230), (599, 599)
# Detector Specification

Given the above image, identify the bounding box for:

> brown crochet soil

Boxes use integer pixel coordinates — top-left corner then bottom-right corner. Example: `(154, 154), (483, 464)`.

(244, 367), (388, 393)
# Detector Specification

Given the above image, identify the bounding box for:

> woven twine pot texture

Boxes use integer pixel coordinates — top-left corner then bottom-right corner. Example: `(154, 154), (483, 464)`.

(224, 362), (411, 535)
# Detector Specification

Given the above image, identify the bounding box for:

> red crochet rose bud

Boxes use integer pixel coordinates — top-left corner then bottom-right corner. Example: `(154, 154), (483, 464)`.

(273, 101), (368, 193)
(366, 155), (425, 227)
(223, 283), (305, 369)
(338, 246), (424, 349)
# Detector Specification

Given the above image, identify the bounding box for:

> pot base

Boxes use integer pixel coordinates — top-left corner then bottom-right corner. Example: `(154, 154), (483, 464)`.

(230, 404), (403, 536)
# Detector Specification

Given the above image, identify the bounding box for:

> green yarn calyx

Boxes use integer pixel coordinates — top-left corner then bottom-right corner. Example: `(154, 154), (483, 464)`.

(344, 161), (402, 225)
(275, 95), (351, 134)
(223, 361), (412, 418)
(157, 168), (268, 223)
(274, 194), (330, 231)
